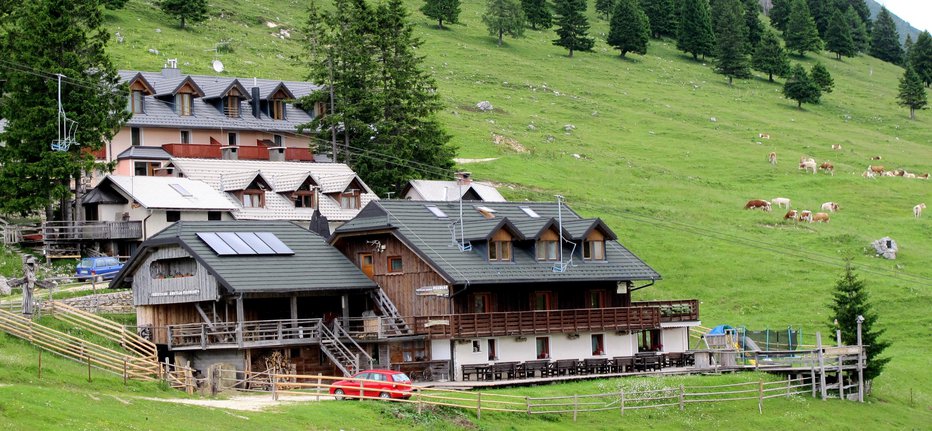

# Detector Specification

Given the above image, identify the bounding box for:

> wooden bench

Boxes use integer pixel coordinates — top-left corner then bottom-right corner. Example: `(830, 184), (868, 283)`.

(555, 359), (580, 376)
(612, 356), (635, 373)
(490, 361), (520, 380)
(461, 363), (486, 381)
(583, 358), (609, 374)
(523, 360), (552, 378)
(636, 354), (662, 372)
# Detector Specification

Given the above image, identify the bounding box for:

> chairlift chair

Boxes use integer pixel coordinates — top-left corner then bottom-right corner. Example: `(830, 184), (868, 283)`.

(49, 74), (79, 152)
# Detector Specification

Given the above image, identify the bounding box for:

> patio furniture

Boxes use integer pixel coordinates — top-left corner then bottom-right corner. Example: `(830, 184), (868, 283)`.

(555, 359), (580, 376)
(583, 358), (609, 374)
(461, 363), (487, 381)
(612, 356), (635, 373)
(523, 360), (552, 378)
(491, 361), (520, 380)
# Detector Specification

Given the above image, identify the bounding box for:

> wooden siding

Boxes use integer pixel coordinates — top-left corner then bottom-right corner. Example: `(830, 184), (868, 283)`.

(133, 246), (219, 306)
(137, 303), (202, 345)
(336, 234), (449, 318)
(453, 282), (621, 314)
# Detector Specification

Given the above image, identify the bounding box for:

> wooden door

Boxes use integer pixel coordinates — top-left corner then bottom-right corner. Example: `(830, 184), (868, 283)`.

(359, 253), (374, 277)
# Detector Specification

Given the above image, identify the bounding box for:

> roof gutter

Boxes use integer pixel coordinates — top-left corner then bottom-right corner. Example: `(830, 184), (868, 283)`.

(628, 279), (655, 292)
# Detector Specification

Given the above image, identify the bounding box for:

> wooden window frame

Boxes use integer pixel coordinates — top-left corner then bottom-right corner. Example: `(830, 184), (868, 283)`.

(470, 292), (492, 313)
(586, 290), (606, 308)
(591, 334), (605, 356)
(293, 190), (316, 209)
(531, 291), (553, 311)
(535, 337), (550, 359)
(130, 90), (144, 114)
(226, 95), (240, 118)
(176, 93), (192, 116)
(339, 190), (361, 209)
(271, 99), (285, 120)
(387, 256), (403, 274)
(583, 240), (605, 260)
(240, 189), (265, 208)
(536, 240), (558, 261)
(401, 340), (427, 362)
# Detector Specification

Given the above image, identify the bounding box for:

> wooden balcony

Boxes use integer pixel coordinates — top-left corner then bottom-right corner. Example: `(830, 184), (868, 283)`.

(162, 143), (221, 159)
(161, 142), (313, 162)
(412, 306), (662, 339)
(630, 299), (699, 323)
(43, 221), (142, 241)
(167, 318), (323, 350)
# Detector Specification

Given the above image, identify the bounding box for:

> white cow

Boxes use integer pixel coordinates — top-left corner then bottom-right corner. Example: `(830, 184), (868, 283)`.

(820, 202), (839, 212)
(915, 203), (927, 218)
(772, 198), (791, 209)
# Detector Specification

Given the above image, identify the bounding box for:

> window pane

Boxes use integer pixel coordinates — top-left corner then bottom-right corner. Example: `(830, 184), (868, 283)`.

(547, 241), (557, 259)
(594, 241), (604, 260)
(501, 241), (511, 260)
(488, 242), (497, 260)
(389, 257), (403, 273)
(583, 241), (592, 259)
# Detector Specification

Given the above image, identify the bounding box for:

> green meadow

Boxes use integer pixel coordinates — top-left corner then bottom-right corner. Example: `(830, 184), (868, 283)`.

(2, 0), (930, 429)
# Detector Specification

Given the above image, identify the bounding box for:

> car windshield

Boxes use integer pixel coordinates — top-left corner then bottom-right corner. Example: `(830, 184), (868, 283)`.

(79, 258), (94, 267)
(391, 373), (411, 383)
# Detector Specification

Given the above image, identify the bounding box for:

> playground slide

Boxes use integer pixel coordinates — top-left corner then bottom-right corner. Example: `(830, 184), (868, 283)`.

(742, 335), (762, 352)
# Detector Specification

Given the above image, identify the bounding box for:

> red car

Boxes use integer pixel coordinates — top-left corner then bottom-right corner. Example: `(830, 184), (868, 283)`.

(329, 369), (414, 400)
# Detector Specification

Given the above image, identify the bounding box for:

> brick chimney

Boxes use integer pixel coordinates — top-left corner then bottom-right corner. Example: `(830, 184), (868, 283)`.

(269, 146), (286, 162)
(221, 146), (238, 160)
(162, 59), (181, 78)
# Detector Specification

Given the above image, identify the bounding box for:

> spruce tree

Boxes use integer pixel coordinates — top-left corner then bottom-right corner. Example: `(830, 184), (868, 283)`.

(783, 0), (822, 56)
(846, 0), (871, 34)
(824, 9), (855, 59)
(806, 0), (829, 37)
(844, 5), (869, 54)
(782, 63), (820, 108)
(768, 0), (790, 32)
(870, 7), (903, 65)
(606, 0), (649, 58)
(810, 62), (833, 93)
(595, 0), (615, 19)
(753, 29), (790, 82)
(903, 34), (913, 59)
(640, 0), (676, 39)
(0, 0), (130, 216)
(521, 0), (552, 30)
(552, 0), (594, 57)
(483, 0), (526, 47)
(828, 263), (891, 383)
(676, 0), (715, 61)
(743, 0), (763, 49)
(159, 0), (208, 30)
(909, 31), (932, 87)
(714, 0), (751, 85)
(897, 66), (928, 120)
(420, 0), (461, 29)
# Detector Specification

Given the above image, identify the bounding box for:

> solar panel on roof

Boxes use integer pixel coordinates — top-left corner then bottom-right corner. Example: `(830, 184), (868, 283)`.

(217, 232), (256, 255)
(196, 232), (238, 255)
(256, 232), (294, 255)
(236, 232), (275, 254)
(425, 205), (447, 218)
(519, 206), (540, 218)
(169, 183), (193, 197)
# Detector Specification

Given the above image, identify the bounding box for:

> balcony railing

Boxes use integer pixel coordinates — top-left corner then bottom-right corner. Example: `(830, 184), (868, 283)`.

(630, 299), (700, 322)
(43, 221), (143, 241)
(162, 143), (222, 159)
(167, 318), (323, 350)
(161, 142), (313, 162)
(412, 306), (662, 339)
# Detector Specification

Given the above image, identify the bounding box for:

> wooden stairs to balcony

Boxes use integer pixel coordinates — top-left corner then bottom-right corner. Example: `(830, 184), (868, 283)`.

(319, 322), (373, 376)
(369, 288), (411, 336)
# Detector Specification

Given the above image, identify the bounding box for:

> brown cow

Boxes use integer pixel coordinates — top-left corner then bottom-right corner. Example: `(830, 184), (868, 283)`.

(870, 156), (882, 160)
(798, 210), (813, 223)
(744, 200), (772, 211)
(784, 210), (798, 220)
(811, 212), (830, 223)
(768, 151), (777, 166)
(918, 173), (929, 179)
(819, 162), (834, 176)
(868, 165), (884, 174)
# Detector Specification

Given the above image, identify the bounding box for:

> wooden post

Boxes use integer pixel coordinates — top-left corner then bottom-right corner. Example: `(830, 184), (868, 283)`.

(620, 389), (625, 416)
(811, 367), (817, 398)
(836, 330), (844, 400)
(757, 379), (763, 414)
(236, 295), (244, 348)
(418, 392), (424, 415)
(123, 359), (128, 385)
(271, 372), (278, 401)
(679, 384), (685, 410)
(38, 350), (42, 379)
(87, 356), (92, 383)
(316, 373), (322, 402)
(573, 394), (578, 422)
(785, 374), (790, 398)
(477, 392), (482, 420)
(856, 316), (864, 403)
(525, 396), (530, 415)
(816, 332), (827, 400)
(360, 380), (364, 401)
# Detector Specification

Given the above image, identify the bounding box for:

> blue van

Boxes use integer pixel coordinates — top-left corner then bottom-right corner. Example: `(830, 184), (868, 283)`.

(75, 257), (124, 282)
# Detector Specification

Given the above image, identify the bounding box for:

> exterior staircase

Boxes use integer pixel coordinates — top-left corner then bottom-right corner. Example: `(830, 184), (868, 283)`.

(319, 321), (373, 376)
(369, 288), (411, 336)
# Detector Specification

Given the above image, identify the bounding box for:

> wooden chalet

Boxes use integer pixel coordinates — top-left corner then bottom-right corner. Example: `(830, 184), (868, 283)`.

(330, 200), (701, 381)
(111, 220), (413, 377)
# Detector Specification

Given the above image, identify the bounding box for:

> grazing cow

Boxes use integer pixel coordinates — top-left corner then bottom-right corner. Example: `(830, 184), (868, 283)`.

(768, 151), (777, 166)
(798, 210), (813, 223)
(811, 212), (830, 223)
(800, 156), (815, 164)
(918, 173), (929, 179)
(868, 165), (884, 174)
(772, 197), (791, 208)
(799, 160), (817, 174)
(821, 202), (839, 212)
(882, 171), (896, 177)
(745, 199), (772, 211)
(904, 172), (917, 179)
(784, 209), (799, 221)
(759, 133), (770, 139)
(863, 170), (877, 179)
(870, 156), (882, 160)
(894, 169), (906, 177)
(831, 144), (842, 150)
(819, 162), (834, 176)
(915, 203), (927, 218)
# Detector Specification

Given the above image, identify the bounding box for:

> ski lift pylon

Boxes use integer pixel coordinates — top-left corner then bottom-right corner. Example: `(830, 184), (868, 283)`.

(50, 74), (78, 152)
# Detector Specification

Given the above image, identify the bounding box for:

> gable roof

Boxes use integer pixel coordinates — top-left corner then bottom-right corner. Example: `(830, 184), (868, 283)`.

(167, 158), (378, 222)
(403, 180), (507, 202)
(333, 201), (661, 285)
(201, 79), (252, 101)
(116, 146), (173, 161)
(112, 221), (376, 294)
(99, 175), (238, 211)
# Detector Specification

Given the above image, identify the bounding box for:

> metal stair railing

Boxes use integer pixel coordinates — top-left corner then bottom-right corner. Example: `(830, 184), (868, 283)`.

(369, 288), (411, 335)
(318, 322), (360, 376)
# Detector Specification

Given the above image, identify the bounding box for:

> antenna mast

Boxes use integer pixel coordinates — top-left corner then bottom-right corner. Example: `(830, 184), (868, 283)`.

(456, 172), (472, 252)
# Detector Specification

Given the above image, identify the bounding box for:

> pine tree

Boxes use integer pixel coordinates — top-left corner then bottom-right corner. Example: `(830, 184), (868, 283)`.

(483, 0), (526, 46)
(640, 0), (676, 39)
(743, 0), (763, 50)
(909, 31), (932, 87)
(420, 0), (461, 29)
(870, 7), (903, 65)
(595, 0), (615, 19)
(844, 5), (869, 53)
(0, 0), (130, 216)
(824, 9), (855, 59)
(903, 34), (914, 59)
(846, 0), (871, 34)
(753, 29), (790, 82)
(810, 62), (833, 93)
(897, 66), (928, 120)
(552, 0), (594, 57)
(783, 0), (822, 56)
(521, 0), (552, 30)
(714, 0), (751, 85)
(806, 0), (829, 37)
(768, 0), (790, 32)
(828, 263), (891, 383)
(783, 63), (820, 108)
(159, 0), (208, 30)
(676, 0), (715, 61)
(606, 0), (649, 57)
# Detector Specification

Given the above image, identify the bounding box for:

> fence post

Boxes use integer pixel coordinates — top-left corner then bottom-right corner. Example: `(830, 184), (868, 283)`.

(271, 372), (278, 401)
(816, 332), (827, 400)
(418, 392), (424, 415)
(810, 367), (817, 398)
(525, 396), (530, 416)
(786, 374), (790, 398)
(123, 359), (128, 385)
(477, 392), (482, 420)
(359, 380), (365, 401)
(316, 373), (322, 402)
(573, 394), (578, 422)
(620, 389), (625, 416)
(757, 379), (763, 414)
(87, 356), (92, 383)
(836, 330), (844, 400)
(38, 350), (42, 379)
(679, 384), (685, 410)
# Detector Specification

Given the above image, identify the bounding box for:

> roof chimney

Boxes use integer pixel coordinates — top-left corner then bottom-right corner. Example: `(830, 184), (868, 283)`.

(269, 146), (286, 162)
(455, 171), (472, 186)
(251, 86), (261, 119)
(162, 59), (181, 78)
(221, 145), (239, 160)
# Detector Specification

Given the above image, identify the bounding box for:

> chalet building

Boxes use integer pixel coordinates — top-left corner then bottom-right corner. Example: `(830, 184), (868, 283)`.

(402, 179), (506, 202)
(96, 61), (326, 173)
(330, 200), (701, 381)
(111, 220), (411, 377)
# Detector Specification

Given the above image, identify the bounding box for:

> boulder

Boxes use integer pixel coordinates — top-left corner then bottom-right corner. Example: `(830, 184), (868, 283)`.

(0, 276), (9, 296)
(475, 101), (493, 111)
(871, 237), (897, 260)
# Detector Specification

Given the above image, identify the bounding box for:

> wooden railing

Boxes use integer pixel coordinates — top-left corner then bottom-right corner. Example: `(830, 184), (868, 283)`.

(167, 318), (323, 349)
(162, 143), (221, 159)
(43, 221), (142, 241)
(162, 142), (313, 162)
(340, 316), (413, 339)
(412, 307), (662, 338)
(630, 299), (700, 322)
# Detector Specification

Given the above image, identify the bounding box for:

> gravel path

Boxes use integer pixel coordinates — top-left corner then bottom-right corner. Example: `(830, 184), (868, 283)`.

(138, 393), (335, 412)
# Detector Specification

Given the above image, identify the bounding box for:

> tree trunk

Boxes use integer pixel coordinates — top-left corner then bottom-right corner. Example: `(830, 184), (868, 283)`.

(498, 30), (503, 47)
(569, 47), (574, 58)
(692, 52), (698, 60)
(438, 19), (443, 29)
(910, 107), (916, 120)
(728, 76), (733, 86)
(769, 73), (773, 82)
(798, 100), (802, 108)
(180, 16), (186, 30)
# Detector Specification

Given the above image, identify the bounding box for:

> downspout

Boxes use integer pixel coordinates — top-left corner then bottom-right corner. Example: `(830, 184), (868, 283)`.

(142, 209), (153, 239)
(628, 280), (655, 292)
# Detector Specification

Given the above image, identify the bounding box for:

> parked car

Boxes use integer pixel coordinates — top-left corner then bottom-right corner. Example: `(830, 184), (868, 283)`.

(329, 369), (414, 400)
(75, 257), (124, 282)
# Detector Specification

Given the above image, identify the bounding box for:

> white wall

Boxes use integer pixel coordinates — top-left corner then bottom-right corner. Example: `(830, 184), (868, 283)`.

(661, 327), (689, 353)
(430, 339), (451, 361)
(96, 203), (232, 239)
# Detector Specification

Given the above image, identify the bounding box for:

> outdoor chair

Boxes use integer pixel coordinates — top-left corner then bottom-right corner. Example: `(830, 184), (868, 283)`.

(555, 359), (579, 376)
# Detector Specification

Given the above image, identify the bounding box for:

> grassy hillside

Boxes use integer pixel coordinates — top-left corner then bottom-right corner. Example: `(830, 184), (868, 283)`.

(89, 0), (932, 426)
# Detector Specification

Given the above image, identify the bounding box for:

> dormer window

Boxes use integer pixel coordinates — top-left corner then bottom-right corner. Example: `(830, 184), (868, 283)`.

(176, 93), (192, 116)
(340, 190), (360, 209)
(130, 90), (144, 114)
(582, 230), (606, 260)
(271, 99), (285, 120)
(536, 228), (559, 261)
(314, 101), (327, 118)
(241, 190), (264, 208)
(488, 229), (513, 262)
(294, 189), (316, 208)
(225, 89), (240, 118)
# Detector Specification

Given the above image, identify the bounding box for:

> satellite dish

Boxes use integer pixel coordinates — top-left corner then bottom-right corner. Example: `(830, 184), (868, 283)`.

(212, 60), (225, 73)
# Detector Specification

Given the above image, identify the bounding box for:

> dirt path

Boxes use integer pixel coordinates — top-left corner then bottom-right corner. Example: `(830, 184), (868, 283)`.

(453, 157), (499, 164)
(137, 393), (335, 412)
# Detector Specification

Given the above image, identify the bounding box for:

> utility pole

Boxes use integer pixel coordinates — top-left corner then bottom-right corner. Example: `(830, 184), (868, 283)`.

(856, 315), (864, 403)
